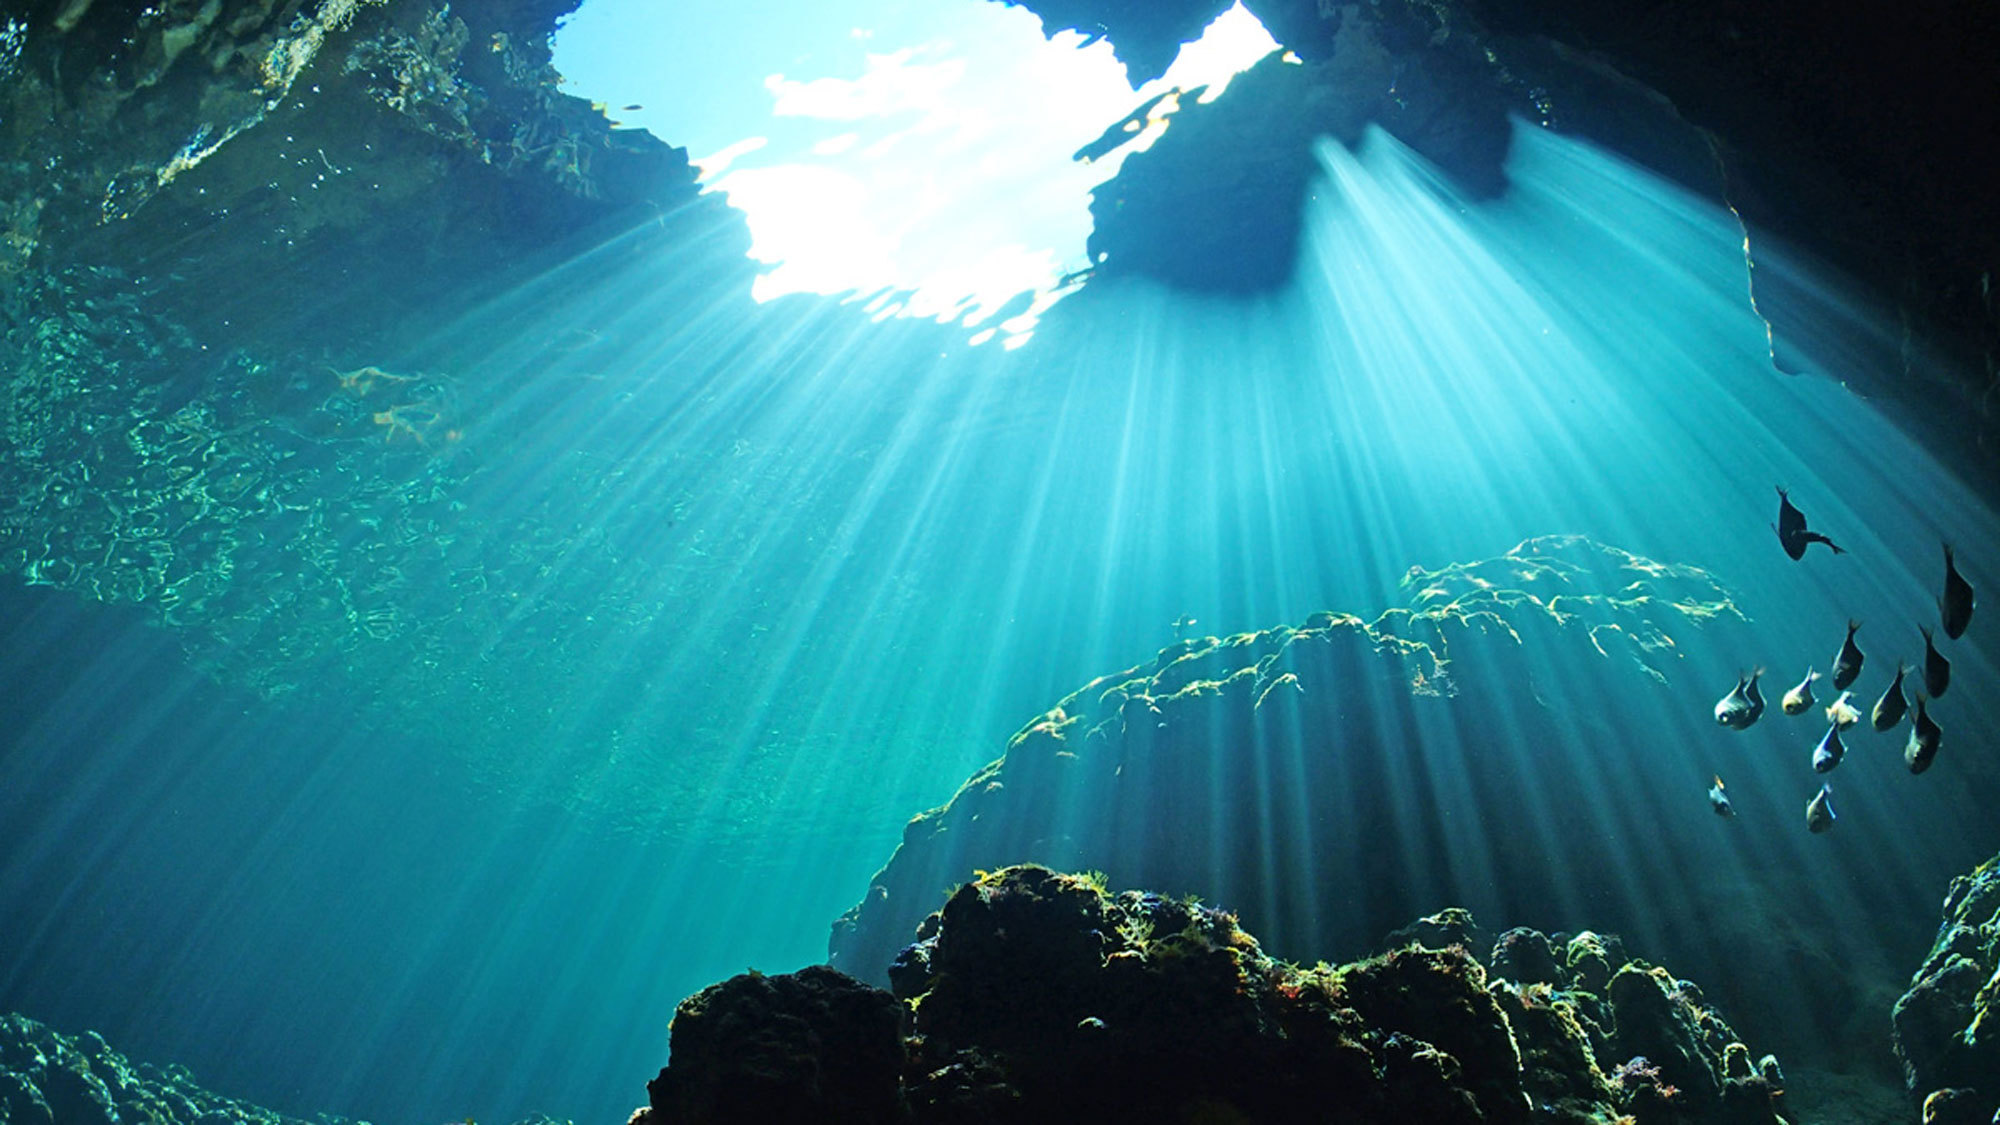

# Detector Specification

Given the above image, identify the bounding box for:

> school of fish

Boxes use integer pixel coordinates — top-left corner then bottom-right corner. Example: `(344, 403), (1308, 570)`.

(1707, 491), (1976, 834)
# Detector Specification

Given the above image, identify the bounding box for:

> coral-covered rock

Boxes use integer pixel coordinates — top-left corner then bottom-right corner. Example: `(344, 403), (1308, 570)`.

(831, 537), (1748, 989)
(641, 965), (905, 1125)
(1490, 981), (1612, 1121)
(1490, 928), (1563, 987)
(1, 0), (725, 357)
(0, 1012), (345, 1125)
(1894, 853), (2000, 1123)
(1607, 965), (1723, 1106)
(1921, 1087), (1991, 1125)
(695, 866), (1785, 1123)
(1339, 945), (1529, 1123)
(1384, 907), (1485, 956)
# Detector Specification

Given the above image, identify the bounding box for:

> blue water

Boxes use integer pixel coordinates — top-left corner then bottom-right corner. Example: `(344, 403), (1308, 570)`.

(2, 114), (1995, 1123)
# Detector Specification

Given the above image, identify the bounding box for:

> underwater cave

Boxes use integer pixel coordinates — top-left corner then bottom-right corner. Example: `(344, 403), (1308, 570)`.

(1, 0), (1997, 1122)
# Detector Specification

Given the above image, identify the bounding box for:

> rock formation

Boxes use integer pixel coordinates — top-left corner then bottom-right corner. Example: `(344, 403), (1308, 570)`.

(830, 535), (1750, 985)
(0, 0), (732, 358)
(649, 865), (1788, 1124)
(0, 1011), (326, 1125)
(1010, 0), (1999, 461)
(1894, 852), (2000, 1123)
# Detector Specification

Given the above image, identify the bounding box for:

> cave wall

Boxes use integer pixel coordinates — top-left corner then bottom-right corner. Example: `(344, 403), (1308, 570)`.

(1009, 0), (1999, 468)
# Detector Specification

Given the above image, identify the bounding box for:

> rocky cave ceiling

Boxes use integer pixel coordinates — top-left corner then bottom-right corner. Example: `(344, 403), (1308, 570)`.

(2, 0), (1995, 464)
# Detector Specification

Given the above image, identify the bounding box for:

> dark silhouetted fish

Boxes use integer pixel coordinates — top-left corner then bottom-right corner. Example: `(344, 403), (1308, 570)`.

(1940, 543), (1974, 639)
(1831, 619), (1864, 690)
(1781, 666), (1818, 715)
(1812, 723), (1845, 773)
(1714, 669), (1765, 729)
(1871, 661), (1909, 732)
(1708, 775), (1735, 817)
(1774, 487), (1845, 560)
(1905, 694), (1942, 774)
(1921, 626), (1951, 698)
(1806, 783), (1836, 833)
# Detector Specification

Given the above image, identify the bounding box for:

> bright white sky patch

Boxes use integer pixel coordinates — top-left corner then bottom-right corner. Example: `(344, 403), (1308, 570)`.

(693, 136), (768, 179)
(556, 0), (1277, 343)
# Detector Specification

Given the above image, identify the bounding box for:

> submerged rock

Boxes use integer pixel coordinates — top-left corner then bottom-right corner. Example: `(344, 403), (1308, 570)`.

(643, 965), (905, 1125)
(0, 1012), (346, 1125)
(829, 536), (1749, 991)
(1893, 852), (2000, 1122)
(1, 0), (727, 356)
(651, 865), (1785, 1124)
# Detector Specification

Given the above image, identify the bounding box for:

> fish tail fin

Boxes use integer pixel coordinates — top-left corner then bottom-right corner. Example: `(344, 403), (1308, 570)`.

(1849, 618), (1862, 632)
(1829, 539), (1847, 555)
(1943, 540), (1955, 565)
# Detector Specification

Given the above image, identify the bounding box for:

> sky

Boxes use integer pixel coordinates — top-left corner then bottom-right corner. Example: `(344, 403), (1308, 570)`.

(552, 0), (1279, 344)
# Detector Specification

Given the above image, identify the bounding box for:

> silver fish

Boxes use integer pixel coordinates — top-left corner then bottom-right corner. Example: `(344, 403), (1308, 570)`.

(1714, 669), (1766, 730)
(1921, 626), (1951, 698)
(1708, 775), (1735, 817)
(1941, 542), (1974, 639)
(1781, 666), (1818, 716)
(1831, 619), (1864, 691)
(1806, 783), (1837, 833)
(1905, 694), (1942, 774)
(1812, 723), (1845, 773)
(1870, 661), (1909, 732)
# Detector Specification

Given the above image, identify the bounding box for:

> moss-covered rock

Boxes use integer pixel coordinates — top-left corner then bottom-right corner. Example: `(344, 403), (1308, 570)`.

(1894, 853), (2000, 1122)
(641, 965), (906, 1125)
(670, 865), (1783, 1124)
(830, 536), (1749, 990)
(0, 1012), (356, 1125)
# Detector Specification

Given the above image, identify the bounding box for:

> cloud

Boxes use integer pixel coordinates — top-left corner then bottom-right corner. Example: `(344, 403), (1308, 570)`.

(765, 49), (967, 121)
(692, 136), (768, 180)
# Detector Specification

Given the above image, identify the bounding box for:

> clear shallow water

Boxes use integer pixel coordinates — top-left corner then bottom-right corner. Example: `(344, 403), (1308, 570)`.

(1, 78), (1994, 1125)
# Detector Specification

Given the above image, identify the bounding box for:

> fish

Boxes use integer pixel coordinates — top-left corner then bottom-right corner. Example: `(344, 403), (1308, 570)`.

(1870, 661), (1909, 731)
(1713, 669), (1766, 729)
(1921, 626), (1951, 698)
(1774, 487), (1845, 560)
(1905, 694), (1942, 774)
(1812, 723), (1845, 773)
(1831, 619), (1864, 690)
(1825, 691), (1860, 730)
(1941, 542), (1974, 639)
(1708, 775), (1735, 817)
(1781, 666), (1818, 715)
(1806, 783), (1837, 833)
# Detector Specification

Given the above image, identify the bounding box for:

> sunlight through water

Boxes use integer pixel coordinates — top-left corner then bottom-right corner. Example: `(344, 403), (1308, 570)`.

(6, 6), (1999, 1124)
(553, 0), (1278, 344)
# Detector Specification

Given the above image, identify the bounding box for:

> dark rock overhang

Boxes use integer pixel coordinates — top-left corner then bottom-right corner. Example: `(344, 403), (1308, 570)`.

(1008, 0), (2000, 469)
(0, 0), (750, 360)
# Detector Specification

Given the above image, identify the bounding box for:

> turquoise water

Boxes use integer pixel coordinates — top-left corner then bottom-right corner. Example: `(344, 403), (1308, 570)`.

(2, 89), (1995, 1125)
